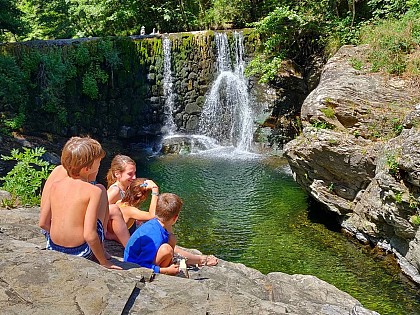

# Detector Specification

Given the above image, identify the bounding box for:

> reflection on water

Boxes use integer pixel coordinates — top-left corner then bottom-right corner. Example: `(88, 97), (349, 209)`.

(134, 153), (419, 315)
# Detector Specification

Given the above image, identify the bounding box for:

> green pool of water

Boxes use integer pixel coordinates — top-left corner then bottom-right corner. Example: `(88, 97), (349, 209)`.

(132, 151), (419, 315)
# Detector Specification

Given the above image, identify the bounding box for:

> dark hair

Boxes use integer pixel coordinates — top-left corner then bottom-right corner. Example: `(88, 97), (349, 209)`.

(121, 178), (150, 206)
(156, 193), (183, 222)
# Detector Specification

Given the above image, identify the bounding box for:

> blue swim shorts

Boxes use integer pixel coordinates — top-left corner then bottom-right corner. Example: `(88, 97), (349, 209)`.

(45, 220), (105, 260)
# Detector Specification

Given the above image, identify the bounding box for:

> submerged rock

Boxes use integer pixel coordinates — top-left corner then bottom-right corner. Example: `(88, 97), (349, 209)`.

(0, 207), (379, 314)
(160, 134), (219, 154)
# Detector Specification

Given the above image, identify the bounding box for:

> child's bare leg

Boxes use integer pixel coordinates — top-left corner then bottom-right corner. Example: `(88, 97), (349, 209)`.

(174, 246), (218, 266)
(168, 233), (176, 248)
(155, 243), (174, 267)
(106, 204), (130, 247)
(95, 184), (112, 259)
(95, 184), (109, 225)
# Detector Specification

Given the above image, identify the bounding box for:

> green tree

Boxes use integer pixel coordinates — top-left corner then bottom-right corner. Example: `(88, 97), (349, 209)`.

(67, 0), (109, 37)
(246, 5), (326, 82)
(17, 0), (73, 40)
(0, 54), (28, 132)
(0, 0), (26, 41)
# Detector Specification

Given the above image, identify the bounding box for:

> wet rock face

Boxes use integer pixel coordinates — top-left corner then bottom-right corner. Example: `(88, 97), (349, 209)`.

(284, 44), (420, 284)
(0, 207), (379, 315)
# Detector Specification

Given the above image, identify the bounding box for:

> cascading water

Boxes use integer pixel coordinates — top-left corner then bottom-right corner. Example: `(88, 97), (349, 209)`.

(162, 36), (176, 135)
(161, 31), (257, 157)
(198, 32), (254, 152)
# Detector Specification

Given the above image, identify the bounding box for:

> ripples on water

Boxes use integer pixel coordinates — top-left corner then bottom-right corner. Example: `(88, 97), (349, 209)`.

(133, 151), (419, 315)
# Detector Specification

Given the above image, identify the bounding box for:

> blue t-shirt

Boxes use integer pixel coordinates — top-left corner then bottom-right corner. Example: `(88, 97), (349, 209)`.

(124, 217), (169, 273)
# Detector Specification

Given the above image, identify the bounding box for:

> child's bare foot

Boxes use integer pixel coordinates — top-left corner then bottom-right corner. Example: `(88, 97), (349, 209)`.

(200, 255), (218, 266)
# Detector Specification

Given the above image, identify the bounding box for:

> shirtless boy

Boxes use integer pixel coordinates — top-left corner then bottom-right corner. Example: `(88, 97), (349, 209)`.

(39, 136), (120, 269)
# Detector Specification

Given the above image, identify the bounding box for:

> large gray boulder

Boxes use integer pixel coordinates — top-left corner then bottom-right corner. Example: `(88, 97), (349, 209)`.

(0, 207), (378, 314)
(284, 45), (420, 284)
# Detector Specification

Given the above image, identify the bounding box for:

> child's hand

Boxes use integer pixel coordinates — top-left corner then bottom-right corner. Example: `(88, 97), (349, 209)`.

(163, 264), (179, 275)
(145, 179), (158, 189)
(102, 261), (123, 270)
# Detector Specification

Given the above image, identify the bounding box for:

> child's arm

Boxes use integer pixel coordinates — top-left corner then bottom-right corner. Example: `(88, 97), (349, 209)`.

(107, 186), (121, 204)
(85, 186), (121, 270)
(174, 246), (218, 266)
(122, 205), (155, 222)
(39, 187), (52, 231)
(144, 180), (159, 217)
(39, 204), (52, 232)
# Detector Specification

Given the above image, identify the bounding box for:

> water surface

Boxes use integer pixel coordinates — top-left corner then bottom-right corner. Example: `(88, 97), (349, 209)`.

(134, 151), (420, 315)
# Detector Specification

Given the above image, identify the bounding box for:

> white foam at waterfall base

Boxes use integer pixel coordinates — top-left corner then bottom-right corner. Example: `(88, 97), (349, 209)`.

(193, 146), (262, 160)
(163, 134), (261, 160)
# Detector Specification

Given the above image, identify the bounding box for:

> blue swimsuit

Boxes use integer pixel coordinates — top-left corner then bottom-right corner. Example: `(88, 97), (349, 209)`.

(45, 220), (104, 260)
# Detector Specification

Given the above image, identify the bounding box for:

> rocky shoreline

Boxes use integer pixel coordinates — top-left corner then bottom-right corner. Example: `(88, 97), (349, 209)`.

(0, 206), (379, 314)
(284, 45), (420, 285)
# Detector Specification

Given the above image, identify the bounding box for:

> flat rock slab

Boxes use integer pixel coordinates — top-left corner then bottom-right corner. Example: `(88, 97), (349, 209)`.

(0, 237), (142, 315)
(0, 207), (379, 315)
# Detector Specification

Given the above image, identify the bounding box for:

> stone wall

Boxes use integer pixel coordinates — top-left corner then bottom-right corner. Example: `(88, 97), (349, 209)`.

(0, 33), (248, 134)
(0, 30), (312, 151)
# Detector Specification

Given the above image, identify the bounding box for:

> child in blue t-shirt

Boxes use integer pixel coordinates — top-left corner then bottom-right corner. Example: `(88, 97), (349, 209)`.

(124, 193), (218, 275)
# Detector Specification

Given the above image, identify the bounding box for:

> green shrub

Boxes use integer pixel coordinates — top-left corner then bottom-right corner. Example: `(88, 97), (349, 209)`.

(394, 192), (403, 203)
(82, 64), (108, 99)
(245, 6), (323, 83)
(311, 120), (335, 129)
(350, 57), (364, 70)
(3, 113), (26, 131)
(320, 107), (335, 118)
(386, 153), (400, 177)
(0, 54), (29, 133)
(0, 147), (55, 207)
(410, 214), (420, 226)
(360, 10), (420, 76)
(409, 193), (419, 209)
(392, 118), (404, 135)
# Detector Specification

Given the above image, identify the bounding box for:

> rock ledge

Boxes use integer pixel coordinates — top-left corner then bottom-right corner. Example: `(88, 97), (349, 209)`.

(0, 207), (379, 315)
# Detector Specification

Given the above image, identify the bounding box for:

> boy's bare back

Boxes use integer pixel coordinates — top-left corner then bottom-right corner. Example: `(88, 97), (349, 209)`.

(49, 176), (102, 247)
(40, 136), (121, 269)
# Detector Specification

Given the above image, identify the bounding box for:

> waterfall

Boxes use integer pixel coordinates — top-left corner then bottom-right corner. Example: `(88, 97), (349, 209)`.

(198, 32), (254, 152)
(161, 31), (257, 158)
(162, 36), (176, 134)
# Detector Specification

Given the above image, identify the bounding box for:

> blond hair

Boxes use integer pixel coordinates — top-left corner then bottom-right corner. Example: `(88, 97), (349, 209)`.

(61, 136), (106, 177)
(106, 154), (136, 188)
(156, 193), (183, 222)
